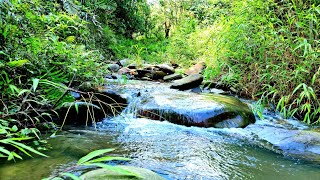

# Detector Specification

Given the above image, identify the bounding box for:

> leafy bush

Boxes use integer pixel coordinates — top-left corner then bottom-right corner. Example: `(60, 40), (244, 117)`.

(202, 0), (320, 123)
(149, 0), (320, 123)
(0, 0), (109, 160)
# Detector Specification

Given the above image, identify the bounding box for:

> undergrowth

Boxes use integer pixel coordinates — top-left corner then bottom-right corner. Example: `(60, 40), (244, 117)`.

(146, 0), (320, 124)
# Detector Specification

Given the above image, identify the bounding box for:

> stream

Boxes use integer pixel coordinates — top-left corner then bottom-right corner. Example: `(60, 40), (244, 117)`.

(0, 81), (319, 180)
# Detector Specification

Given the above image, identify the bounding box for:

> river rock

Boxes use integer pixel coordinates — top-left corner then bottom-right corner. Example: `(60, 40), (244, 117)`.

(170, 74), (203, 90)
(245, 124), (320, 162)
(55, 86), (128, 126)
(118, 67), (131, 75)
(137, 91), (255, 128)
(152, 70), (167, 80)
(105, 74), (118, 79)
(118, 58), (130, 67)
(163, 74), (183, 82)
(156, 64), (175, 74)
(185, 61), (206, 75)
(80, 166), (164, 180)
(108, 64), (120, 72)
(128, 63), (137, 69)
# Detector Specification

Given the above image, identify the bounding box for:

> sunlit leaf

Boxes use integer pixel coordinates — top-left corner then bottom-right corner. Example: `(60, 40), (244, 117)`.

(77, 149), (115, 164)
(32, 78), (40, 92)
(6, 60), (29, 68)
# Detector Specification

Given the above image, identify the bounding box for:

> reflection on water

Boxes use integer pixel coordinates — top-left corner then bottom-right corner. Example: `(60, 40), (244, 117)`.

(0, 115), (319, 180)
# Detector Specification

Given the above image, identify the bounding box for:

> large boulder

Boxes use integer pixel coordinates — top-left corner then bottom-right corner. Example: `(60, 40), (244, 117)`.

(80, 166), (164, 180)
(137, 90), (255, 128)
(170, 74), (203, 90)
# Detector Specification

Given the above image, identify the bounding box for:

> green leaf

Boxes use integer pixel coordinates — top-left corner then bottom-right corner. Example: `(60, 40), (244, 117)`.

(3, 139), (48, 157)
(0, 146), (11, 157)
(17, 89), (31, 97)
(32, 78), (40, 92)
(0, 128), (8, 134)
(77, 149), (115, 165)
(9, 85), (20, 95)
(11, 152), (22, 160)
(11, 125), (18, 132)
(74, 102), (79, 114)
(6, 60), (29, 68)
(61, 172), (81, 180)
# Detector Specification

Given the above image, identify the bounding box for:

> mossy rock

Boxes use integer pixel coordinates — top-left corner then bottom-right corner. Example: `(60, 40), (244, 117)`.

(137, 91), (255, 128)
(80, 166), (164, 180)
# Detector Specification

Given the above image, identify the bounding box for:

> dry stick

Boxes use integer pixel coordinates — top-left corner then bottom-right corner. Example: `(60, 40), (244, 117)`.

(95, 100), (121, 117)
(0, 99), (9, 115)
(80, 94), (95, 126)
(96, 99), (108, 118)
(90, 94), (96, 128)
(17, 112), (35, 127)
(87, 93), (95, 125)
(60, 104), (73, 130)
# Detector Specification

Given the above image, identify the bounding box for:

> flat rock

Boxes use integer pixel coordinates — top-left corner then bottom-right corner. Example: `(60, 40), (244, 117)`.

(137, 91), (255, 128)
(245, 124), (320, 162)
(170, 74), (203, 90)
(163, 74), (183, 82)
(185, 61), (206, 75)
(81, 166), (164, 180)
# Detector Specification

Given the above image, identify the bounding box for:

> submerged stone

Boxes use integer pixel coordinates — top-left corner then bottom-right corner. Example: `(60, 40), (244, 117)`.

(80, 166), (164, 180)
(245, 124), (320, 162)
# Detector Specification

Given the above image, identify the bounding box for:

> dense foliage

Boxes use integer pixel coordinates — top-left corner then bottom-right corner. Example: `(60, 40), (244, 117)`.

(0, 0), (150, 161)
(128, 0), (320, 124)
(0, 0), (319, 162)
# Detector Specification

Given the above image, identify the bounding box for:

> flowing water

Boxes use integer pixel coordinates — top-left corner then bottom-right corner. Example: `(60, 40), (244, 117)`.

(0, 82), (319, 180)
